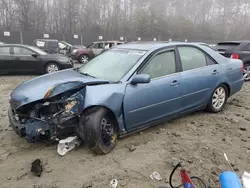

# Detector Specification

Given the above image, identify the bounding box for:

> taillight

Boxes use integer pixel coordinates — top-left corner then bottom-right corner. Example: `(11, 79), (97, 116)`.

(230, 53), (240, 59)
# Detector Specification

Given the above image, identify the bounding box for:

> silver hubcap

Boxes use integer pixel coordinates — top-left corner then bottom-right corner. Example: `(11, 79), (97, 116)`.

(81, 56), (89, 64)
(212, 87), (226, 109)
(47, 64), (59, 73)
(243, 65), (250, 81)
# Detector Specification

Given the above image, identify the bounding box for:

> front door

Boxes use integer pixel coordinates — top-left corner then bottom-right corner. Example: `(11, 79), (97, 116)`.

(0, 46), (13, 73)
(177, 46), (221, 111)
(123, 48), (183, 130)
(12, 46), (40, 72)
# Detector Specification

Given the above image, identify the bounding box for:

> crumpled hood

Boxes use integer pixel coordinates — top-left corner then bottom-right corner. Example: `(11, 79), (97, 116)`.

(10, 69), (109, 108)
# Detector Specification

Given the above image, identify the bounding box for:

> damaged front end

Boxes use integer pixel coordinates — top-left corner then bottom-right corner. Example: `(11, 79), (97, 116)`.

(9, 82), (86, 143)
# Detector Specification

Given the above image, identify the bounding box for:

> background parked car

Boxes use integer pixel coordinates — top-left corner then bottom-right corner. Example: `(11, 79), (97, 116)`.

(33, 39), (60, 54)
(58, 41), (94, 64)
(0, 44), (73, 74)
(213, 41), (250, 81)
(86, 41), (124, 56)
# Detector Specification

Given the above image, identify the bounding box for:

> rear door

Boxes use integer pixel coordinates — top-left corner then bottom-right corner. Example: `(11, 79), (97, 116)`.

(213, 42), (240, 57)
(0, 46), (13, 72)
(12, 47), (40, 72)
(178, 46), (221, 111)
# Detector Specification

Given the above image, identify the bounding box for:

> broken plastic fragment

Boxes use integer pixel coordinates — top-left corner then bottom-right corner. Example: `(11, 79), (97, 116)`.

(110, 179), (118, 188)
(242, 171), (250, 188)
(57, 136), (81, 156)
(150, 171), (162, 181)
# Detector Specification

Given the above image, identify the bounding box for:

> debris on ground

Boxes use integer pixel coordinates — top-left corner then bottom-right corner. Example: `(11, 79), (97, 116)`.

(44, 165), (52, 173)
(17, 172), (28, 180)
(129, 145), (136, 152)
(150, 171), (163, 181)
(31, 159), (43, 177)
(82, 181), (93, 188)
(110, 179), (118, 188)
(240, 127), (247, 131)
(57, 136), (82, 156)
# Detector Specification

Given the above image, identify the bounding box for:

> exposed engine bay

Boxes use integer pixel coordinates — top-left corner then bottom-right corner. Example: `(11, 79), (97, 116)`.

(9, 85), (86, 143)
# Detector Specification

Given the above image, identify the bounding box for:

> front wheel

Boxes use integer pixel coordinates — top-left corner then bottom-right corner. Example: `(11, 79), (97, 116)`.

(80, 108), (118, 155)
(207, 85), (228, 113)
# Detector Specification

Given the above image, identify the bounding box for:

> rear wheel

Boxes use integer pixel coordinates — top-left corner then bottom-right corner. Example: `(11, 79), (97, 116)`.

(243, 63), (250, 81)
(45, 63), (59, 74)
(207, 85), (228, 113)
(80, 108), (118, 155)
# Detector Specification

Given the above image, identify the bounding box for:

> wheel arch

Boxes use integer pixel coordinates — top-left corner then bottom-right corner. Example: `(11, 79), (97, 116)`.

(81, 105), (119, 130)
(219, 82), (231, 97)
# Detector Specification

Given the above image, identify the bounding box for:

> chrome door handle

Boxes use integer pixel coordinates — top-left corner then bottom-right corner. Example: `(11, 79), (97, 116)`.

(170, 80), (180, 86)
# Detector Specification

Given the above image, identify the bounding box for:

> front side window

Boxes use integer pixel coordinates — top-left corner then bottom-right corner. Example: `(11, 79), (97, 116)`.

(78, 49), (146, 82)
(141, 50), (176, 79)
(178, 46), (207, 71)
(13, 47), (33, 55)
(0, 47), (10, 54)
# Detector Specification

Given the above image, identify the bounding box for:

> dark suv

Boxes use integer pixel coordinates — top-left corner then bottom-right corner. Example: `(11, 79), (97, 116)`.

(33, 39), (60, 54)
(213, 41), (250, 81)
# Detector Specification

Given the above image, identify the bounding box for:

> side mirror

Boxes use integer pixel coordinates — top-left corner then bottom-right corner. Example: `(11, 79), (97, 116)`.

(131, 74), (151, 85)
(31, 53), (38, 58)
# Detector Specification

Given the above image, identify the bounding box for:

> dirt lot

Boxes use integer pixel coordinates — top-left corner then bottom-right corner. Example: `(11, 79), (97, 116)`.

(0, 74), (250, 188)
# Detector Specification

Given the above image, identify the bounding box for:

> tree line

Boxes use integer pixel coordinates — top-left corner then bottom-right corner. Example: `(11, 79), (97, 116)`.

(0, 0), (250, 41)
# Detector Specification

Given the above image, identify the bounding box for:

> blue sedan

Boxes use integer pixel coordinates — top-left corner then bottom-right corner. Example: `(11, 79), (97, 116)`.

(8, 42), (244, 154)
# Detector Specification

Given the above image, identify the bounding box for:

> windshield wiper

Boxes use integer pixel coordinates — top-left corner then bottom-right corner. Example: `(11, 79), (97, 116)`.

(79, 72), (96, 78)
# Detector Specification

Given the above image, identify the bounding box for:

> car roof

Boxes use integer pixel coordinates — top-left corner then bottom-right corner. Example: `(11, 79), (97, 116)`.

(217, 41), (250, 44)
(115, 41), (187, 51)
(35, 39), (58, 42)
(0, 44), (34, 48)
(93, 41), (124, 43)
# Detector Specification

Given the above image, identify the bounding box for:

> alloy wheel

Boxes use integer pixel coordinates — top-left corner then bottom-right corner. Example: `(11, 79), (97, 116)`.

(47, 64), (59, 73)
(212, 87), (226, 110)
(81, 55), (89, 64)
(243, 65), (250, 81)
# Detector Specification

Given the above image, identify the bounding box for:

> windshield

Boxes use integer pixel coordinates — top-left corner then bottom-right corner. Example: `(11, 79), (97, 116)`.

(29, 46), (47, 55)
(78, 49), (146, 82)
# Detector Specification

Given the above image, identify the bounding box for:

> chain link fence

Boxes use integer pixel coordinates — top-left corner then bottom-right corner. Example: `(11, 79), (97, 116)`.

(0, 30), (220, 46)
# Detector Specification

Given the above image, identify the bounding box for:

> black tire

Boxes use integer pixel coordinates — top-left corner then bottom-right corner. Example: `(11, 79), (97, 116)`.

(79, 54), (89, 64)
(45, 62), (60, 74)
(80, 108), (118, 155)
(207, 84), (228, 113)
(243, 63), (250, 81)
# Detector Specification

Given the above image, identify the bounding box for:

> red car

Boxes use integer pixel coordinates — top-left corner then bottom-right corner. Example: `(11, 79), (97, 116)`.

(70, 46), (95, 64)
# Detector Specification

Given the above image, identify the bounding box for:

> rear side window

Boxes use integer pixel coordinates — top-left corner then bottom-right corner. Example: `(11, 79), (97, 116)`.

(178, 47), (207, 71)
(0, 47), (10, 54)
(243, 44), (250, 51)
(13, 47), (33, 55)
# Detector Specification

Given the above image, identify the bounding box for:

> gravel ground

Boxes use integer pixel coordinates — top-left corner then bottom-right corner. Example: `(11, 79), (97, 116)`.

(0, 71), (250, 188)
